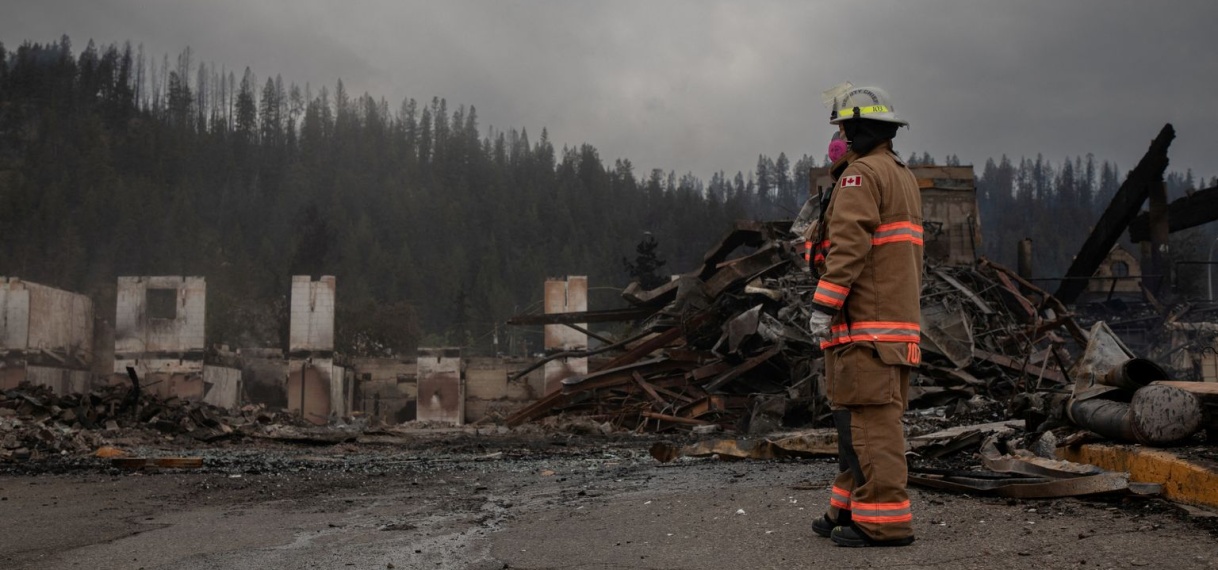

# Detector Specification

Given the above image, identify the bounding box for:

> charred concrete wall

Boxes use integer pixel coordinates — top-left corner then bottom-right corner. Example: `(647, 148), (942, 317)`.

(235, 348), (289, 409)
(111, 276), (244, 408)
(417, 348), (463, 425)
(285, 358), (349, 424)
(286, 276), (344, 423)
(465, 357), (536, 423)
(289, 276), (336, 353)
(543, 276), (588, 393)
(202, 366), (242, 408)
(352, 357), (417, 423)
(351, 356), (540, 424)
(0, 277), (94, 393)
(114, 276), (206, 375)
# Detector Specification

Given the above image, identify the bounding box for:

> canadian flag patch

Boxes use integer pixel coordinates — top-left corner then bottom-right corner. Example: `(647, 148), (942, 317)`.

(841, 175), (863, 188)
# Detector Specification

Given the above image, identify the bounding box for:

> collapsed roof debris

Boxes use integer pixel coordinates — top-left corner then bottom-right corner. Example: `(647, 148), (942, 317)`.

(505, 209), (1115, 438)
(505, 124), (1218, 500)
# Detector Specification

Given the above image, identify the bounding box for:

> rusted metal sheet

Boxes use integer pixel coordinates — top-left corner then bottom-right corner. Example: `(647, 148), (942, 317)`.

(416, 347), (463, 425)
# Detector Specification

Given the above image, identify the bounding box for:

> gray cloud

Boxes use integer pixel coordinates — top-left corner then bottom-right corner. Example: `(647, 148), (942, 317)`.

(3, 0), (1215, 181)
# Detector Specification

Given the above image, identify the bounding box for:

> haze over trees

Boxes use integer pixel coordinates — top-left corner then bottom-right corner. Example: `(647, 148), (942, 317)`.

(0, 38), (1213, 354)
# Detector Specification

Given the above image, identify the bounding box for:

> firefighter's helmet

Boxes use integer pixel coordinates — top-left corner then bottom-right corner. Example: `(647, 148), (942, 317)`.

(828, 86), (908, 127)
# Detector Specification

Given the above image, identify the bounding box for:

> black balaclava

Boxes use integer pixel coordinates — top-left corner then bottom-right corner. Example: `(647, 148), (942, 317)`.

(842, 118), (900, 156)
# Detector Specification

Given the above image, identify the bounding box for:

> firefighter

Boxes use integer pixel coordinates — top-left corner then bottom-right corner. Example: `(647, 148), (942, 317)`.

(807, 85), (923, 547)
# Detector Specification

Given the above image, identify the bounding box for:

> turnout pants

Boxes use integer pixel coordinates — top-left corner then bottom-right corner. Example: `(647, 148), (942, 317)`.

(823, 342), (913, 542)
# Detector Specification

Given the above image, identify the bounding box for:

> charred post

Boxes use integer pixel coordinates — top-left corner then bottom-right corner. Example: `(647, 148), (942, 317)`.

(1055, 124), (1175, 304)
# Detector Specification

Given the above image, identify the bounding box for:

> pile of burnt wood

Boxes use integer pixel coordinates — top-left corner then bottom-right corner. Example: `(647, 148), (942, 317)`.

(1, 380), (320, 462)
(505, 219), (1175, 435)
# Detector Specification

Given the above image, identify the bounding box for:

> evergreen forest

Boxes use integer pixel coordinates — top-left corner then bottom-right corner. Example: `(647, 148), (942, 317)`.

(1, 38), (1214, 356)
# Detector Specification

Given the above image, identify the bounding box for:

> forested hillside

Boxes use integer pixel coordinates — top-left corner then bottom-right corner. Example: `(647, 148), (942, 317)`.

(1, 37), (1213, 355)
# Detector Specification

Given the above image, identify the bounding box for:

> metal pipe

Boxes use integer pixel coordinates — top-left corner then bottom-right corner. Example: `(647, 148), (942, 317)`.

(1068, 398), (1136, 441)
(1098, 358), (1168, 391)
(1068, 384), (1203, 446)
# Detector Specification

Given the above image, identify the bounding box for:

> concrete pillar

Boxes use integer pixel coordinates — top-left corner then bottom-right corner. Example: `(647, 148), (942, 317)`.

(543, 276), (588, 394)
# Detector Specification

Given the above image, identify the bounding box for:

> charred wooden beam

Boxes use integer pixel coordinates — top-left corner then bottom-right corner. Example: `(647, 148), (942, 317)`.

(561, 358), (692, 392)
(975, 349), (1067, 385)
(620, 278), (681, 307)
(702, 344), (783, 393)
(1128, 185), (1218, 242)
(640, 411), (712, 426)
(1055, 124), (1175, 304)
(506, 306), (656, 325)
(505, 390), (569, 427)
(1144, 181), (1171, 296)
(703, 244), (787, 298)
(697, 220), (771, 280)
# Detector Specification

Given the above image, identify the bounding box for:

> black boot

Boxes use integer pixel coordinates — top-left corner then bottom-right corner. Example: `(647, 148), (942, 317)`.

(830, 524), (914, 547)
(812, 513), (851, 538)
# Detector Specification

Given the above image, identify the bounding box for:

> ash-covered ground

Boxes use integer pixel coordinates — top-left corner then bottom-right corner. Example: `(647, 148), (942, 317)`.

(3, 430), (1218, 570)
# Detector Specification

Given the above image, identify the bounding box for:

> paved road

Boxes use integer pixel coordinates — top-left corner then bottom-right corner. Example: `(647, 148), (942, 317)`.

(1, 438), (1216, 569)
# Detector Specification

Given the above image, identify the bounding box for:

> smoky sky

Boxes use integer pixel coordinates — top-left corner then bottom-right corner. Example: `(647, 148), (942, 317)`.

(4, 0), (1217, 182)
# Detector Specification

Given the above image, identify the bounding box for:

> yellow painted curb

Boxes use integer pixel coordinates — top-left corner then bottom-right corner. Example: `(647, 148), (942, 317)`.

(1058, 444), (1218, 508)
